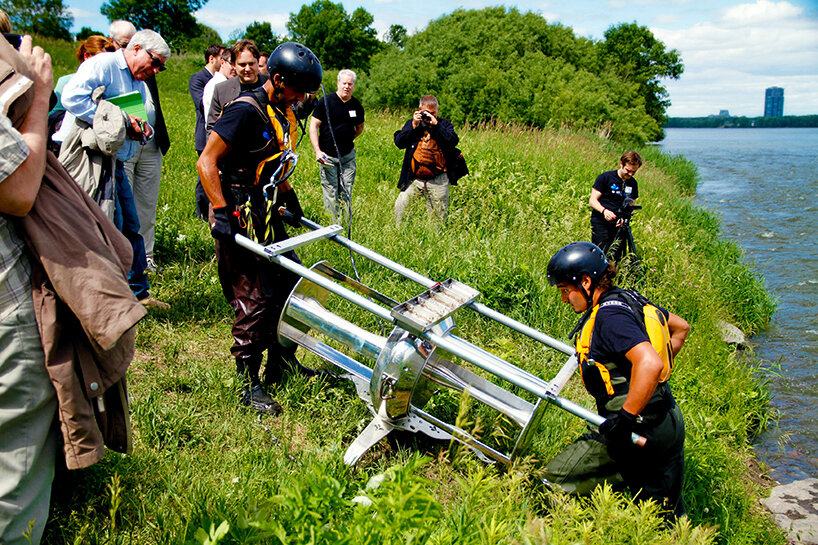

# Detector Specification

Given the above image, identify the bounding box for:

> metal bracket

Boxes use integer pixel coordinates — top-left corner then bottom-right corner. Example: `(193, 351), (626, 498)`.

(256, 224), (343, 257)
(391, 279), (480, 332)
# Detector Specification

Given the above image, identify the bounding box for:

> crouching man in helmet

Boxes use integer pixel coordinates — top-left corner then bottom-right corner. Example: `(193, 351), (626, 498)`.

(544, 241), (690, 520)
(197, 42), (323, 415)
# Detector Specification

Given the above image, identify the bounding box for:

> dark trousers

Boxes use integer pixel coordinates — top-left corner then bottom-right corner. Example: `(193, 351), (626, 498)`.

(591, 217), (627, 263)
(195, 150), (210, 221)
(212, 196), (301, 360)
(114, 162), (150, 300)
(545, 404), (686, 520)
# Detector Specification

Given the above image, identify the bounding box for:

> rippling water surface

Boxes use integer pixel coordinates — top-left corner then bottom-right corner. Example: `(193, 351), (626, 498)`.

(660, 128), (818, 483)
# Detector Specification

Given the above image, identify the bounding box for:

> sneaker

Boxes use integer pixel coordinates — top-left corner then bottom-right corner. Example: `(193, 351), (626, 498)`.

(140, 295), (170, 311)
(241, 384), (281, 416)
(145, 257), (157, 274)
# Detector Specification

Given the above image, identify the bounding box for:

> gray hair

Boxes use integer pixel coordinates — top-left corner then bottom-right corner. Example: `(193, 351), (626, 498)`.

(419, 95), (438, 108)
(337, 69), (357, 84)
(109, 20), (136, 46)
(127, 29), (171, 59)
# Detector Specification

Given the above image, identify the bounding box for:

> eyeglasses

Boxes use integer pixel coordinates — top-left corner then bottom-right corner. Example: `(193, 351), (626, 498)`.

(146, 50), (166, 72)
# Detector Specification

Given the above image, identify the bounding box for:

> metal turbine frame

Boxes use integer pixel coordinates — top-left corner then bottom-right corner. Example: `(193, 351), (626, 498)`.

(235, 218), (645, 465)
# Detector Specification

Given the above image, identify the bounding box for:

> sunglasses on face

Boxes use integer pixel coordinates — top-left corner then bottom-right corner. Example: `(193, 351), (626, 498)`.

(146, 50), (166, 71)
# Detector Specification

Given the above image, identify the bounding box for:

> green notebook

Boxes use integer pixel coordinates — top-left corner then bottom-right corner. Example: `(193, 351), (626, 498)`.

(107, 90), (148, 122)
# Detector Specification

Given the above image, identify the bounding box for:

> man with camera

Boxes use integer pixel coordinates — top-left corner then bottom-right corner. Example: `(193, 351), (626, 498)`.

(393, 95), (464, 224)
(588, 150), (642, 263)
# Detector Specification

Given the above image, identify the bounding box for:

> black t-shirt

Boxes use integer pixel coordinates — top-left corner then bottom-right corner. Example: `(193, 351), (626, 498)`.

(212, 98), (274, 182)
(591, 170), (638, 221)
(586, 289), (670, 414)
(312, 92), (365, 157)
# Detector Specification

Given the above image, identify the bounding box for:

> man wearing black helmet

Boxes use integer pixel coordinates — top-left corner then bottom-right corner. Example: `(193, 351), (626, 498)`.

(544, 241), (690, 520)
(197, 42), (323, 415)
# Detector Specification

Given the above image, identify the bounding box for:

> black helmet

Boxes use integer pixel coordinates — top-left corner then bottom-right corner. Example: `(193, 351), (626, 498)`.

(267, 42), (323, 94)
(547, 242), (608, 287)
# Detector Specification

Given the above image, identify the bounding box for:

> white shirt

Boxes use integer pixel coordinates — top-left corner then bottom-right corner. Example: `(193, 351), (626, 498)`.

(202, 72), (227, 128)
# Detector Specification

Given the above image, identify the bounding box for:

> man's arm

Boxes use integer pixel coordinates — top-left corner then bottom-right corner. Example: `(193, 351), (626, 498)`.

(189, 71), (207, 115)
(196, 131), (230, 209)
(393, 118), (419, 149)
(432, 118), (459, 149)
(667, 311), (690, 357)
(309, 116), (325, 162)
(622, 341), (664, 416)
(0, 36), (52, 216)
(60, 54), (108, 124)
(589, 188), (617, 222)
(353, 122), (365, 140)
(206, 82), (229, 136)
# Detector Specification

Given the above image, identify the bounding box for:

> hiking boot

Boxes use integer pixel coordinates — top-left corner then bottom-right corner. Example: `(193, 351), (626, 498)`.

(240, 384), (281, 416)
(140, 295), (170, 311)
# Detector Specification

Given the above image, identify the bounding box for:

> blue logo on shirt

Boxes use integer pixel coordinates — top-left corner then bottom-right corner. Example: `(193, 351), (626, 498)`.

(262, 130), (271, 140)
(611, 183), (620, 191)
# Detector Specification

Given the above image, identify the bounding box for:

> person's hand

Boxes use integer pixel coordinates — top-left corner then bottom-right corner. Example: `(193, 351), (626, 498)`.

(602, 208), (617, 222)
(423, 111), (438, 126)
(411, 110), (423, 129)
(126, 115), (153, 141)
(18, 35), (53, 95)
(599, 408), (638, 450)
(315, 151), (330, 165)
(210, 206), (235, 241)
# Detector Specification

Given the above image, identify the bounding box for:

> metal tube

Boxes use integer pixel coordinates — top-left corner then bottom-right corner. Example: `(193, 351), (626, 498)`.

(235, 235), (394, 322)
(296, 216), (574, 355)
(286, 296), (387, 361)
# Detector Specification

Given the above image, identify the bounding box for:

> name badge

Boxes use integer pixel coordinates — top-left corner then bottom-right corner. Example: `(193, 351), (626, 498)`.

(625, 186), (633, 195)
(349, 110), (357, 118)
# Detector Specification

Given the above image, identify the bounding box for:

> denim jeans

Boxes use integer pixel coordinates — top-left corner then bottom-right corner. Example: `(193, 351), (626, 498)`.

(114, 162), (150, 300)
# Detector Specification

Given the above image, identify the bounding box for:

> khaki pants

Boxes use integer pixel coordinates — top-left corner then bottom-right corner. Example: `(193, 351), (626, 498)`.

(0, 297), (57, 545)
(124, 139), (162, 259)
(394, 173), (449, 224)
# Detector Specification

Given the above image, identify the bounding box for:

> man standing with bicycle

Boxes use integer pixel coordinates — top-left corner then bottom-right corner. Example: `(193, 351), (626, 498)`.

(588, 151), (641, 262)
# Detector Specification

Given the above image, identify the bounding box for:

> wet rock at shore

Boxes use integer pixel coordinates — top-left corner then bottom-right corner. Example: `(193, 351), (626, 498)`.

(761, 478), (818, 544)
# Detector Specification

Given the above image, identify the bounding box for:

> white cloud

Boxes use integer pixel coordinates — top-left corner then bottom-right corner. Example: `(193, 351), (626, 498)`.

(68, 7), (96, 18)
(194, 9), (289, 36)
(652, 0), (818, 115)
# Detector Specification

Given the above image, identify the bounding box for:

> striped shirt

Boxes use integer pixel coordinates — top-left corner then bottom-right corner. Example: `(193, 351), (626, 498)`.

(0, 113), (33, 321)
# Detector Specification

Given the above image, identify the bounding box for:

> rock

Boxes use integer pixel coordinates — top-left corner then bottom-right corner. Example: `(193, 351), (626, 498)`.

(717, 320), (749, 347)
(761, 478), (818, 544)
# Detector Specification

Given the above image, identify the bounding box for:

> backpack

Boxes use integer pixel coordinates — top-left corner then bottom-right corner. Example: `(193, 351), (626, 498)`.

(575, 289), (674, 386)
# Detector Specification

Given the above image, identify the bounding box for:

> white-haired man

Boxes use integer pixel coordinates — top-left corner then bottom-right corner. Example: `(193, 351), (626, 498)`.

(309, 68), (364, 219)
(61, 29), (170, 309)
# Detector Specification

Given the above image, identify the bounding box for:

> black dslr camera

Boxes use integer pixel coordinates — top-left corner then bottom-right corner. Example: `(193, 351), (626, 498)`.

(3, 33), (22, 50)
(420, 110), (433, 123)
(616, 197), (642, 221)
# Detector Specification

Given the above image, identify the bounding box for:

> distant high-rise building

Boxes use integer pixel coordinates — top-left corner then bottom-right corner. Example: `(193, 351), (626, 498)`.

(764, 87), (784, 117)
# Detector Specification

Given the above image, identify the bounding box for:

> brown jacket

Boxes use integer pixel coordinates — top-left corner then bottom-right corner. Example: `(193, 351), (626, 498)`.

(22, 152), (146, 469)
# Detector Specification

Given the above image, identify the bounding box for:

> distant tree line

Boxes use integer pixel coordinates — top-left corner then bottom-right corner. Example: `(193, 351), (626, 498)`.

(666, 115), (818, 129)
(12, 0), (682, 143)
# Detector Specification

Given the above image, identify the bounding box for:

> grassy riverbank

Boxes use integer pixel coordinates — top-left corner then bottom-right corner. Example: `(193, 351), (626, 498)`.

(42, 43), (782, 544)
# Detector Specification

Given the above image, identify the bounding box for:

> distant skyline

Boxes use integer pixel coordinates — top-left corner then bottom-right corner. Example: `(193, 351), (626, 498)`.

(63, 0), (818, 117)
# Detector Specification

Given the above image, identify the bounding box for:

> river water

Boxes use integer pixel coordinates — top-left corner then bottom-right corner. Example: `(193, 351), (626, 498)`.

(659, 128), (818, 484)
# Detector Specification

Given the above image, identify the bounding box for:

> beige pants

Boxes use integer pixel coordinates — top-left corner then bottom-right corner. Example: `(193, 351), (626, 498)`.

(394, 173), (449, 224)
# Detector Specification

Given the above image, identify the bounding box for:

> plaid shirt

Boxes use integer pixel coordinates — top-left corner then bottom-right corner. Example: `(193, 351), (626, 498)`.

(0, 113), (33, 321)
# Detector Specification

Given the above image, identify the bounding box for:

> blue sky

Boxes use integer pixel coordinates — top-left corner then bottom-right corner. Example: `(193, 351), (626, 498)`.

(65, 0), (818, 117)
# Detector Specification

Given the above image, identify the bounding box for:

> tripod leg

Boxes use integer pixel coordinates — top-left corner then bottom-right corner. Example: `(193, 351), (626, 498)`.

(624, 226), (644, 279)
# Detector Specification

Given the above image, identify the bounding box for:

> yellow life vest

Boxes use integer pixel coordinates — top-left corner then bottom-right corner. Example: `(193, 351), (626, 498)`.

(575, 289), (674, 398)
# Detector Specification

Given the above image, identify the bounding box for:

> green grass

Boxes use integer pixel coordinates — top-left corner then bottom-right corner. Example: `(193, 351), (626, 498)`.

(40, 42), (783, 544)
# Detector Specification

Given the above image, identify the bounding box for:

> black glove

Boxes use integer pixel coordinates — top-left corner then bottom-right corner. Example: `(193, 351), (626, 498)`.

(211, 206), (235, 241)
(599, 408), (638, 449)
(279, 189), (303, 227)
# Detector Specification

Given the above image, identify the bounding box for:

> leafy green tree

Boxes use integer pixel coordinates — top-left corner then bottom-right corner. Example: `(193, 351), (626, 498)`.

(243, 21), (279, 53)
(365, 7), (656, 142)
(384, 24), (407, 48)
(287, 0), (382, 71)
(5, 0), (73, 40)
(177, 23), (222, 54)
(600, 22), (683, 141)
(76, 26), (106, 40)
(100, 0), (207, 49)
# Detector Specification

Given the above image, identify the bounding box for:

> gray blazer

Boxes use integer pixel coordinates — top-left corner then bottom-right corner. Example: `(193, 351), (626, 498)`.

(205, 74), (269, 138)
